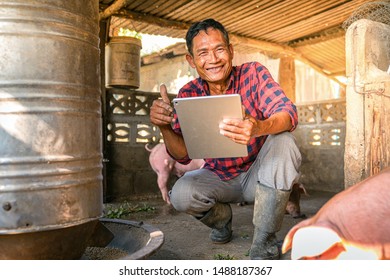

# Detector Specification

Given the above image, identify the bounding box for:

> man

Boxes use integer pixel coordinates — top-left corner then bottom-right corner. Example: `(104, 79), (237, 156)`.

(150, 18), (301, 260)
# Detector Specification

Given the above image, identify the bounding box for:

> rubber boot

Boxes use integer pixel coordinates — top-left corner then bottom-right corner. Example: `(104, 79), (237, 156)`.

(250, 183), (291, 260)
(199, 203), (232, 244)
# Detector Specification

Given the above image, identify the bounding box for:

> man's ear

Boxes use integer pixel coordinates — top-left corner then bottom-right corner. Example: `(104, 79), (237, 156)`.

(186, 53), (196, 68)
(229, 43), (234, 60)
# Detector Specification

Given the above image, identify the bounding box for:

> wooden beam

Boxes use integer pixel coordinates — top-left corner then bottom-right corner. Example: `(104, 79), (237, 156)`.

(99, 0), (132, 20)
(229, 34), (296, 57)
(110, 9), (346, 87)
(114, 9), (191, 30)
(114, 10), (298, 56)
(329, 70), (347, 77)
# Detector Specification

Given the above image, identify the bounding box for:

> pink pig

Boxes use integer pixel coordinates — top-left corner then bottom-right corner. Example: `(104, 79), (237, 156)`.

(282, 167), (390, 260)
(173, 157), (205, 178)
(146, 143), (204, 204)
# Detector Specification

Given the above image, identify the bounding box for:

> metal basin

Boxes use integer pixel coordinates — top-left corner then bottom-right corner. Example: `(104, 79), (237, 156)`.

(82, 218), (164, 260)
(0, 220), (99, 260)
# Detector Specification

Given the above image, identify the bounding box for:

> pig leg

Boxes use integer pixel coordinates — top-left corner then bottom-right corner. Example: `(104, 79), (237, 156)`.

(156, 159), (175, 204)
(156, 171), (171, 205)
(147, 143), (175, 204)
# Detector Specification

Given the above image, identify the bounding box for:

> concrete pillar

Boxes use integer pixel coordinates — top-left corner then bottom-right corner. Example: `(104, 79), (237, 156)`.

(344, 19), (390, 188)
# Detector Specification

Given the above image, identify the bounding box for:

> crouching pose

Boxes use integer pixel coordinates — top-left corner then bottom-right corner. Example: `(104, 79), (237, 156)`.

(150, 18), (301, 260)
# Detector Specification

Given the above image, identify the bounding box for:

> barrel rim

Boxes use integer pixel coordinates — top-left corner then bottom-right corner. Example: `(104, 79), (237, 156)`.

(108, 36), (142, 48)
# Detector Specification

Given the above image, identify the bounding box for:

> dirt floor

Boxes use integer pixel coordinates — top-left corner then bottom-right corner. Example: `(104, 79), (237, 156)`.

(103, 190), (336, 260)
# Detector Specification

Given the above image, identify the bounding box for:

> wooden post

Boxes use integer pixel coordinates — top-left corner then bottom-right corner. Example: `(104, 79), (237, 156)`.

(278, 56), (296, 103)
(344, 19), (390, 188)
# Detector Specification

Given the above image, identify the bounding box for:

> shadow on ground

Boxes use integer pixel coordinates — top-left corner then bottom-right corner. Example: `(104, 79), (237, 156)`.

(104, 190), (335, 260)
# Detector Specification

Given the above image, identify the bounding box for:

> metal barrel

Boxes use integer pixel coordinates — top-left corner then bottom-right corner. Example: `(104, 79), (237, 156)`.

(105, 36), (142, 89)
(0, 0), (102, 259)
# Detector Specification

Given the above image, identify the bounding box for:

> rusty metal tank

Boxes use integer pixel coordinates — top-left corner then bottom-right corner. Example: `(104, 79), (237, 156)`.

(0, 0), (103, 259)
(105, 36), (142, 89)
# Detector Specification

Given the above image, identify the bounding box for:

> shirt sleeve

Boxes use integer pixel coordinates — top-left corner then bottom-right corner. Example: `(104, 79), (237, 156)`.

(255, 62), (298, 131)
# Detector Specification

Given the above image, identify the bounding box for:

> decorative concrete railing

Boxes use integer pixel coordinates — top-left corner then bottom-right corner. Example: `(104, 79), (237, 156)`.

(294, 99), (346, 192)
(103, 88), (346, 200)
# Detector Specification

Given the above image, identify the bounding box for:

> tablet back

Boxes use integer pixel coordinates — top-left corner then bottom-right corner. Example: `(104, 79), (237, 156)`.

(173, 94), (248, 159)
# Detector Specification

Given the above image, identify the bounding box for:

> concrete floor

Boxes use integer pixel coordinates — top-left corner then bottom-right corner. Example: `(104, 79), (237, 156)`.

(105, 190), (336, 260)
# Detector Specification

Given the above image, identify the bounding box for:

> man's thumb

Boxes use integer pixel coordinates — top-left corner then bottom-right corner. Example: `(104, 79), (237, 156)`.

(160, 84), (170, 104)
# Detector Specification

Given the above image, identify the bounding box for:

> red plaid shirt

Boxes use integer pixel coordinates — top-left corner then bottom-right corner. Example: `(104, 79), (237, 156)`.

(171, 62), (298, 181)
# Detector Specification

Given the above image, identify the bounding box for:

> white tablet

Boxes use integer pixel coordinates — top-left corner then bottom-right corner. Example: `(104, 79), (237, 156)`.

(173, 94), (248, 159)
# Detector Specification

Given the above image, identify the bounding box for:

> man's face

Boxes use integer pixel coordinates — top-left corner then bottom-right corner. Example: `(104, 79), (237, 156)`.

(186, 28), (234, 87)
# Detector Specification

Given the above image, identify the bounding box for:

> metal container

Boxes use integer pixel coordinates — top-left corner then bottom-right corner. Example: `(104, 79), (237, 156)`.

(0, 0), (102, 259)
(105, 36), (142, 89)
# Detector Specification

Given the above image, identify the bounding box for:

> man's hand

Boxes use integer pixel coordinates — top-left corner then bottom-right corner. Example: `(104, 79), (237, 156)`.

(150, 84), (174, 127)
(219, 106), (258, 144)
(219, 110), (292, 144)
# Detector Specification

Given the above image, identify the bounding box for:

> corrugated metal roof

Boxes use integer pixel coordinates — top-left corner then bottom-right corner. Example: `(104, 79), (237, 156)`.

(99, 0), (380, 81)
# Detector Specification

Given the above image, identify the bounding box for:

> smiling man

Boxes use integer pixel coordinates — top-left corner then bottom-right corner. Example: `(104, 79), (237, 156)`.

(149, 18), (301, 260)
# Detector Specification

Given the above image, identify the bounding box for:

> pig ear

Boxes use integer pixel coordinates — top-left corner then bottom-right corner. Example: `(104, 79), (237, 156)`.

(289, 226), (343, 260)
(299, 184), (309, 196)
(164, 159), (174, 170)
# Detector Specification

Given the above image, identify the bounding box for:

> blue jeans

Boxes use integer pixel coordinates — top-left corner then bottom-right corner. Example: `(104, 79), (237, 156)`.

(169, 132), (302, 218)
